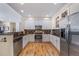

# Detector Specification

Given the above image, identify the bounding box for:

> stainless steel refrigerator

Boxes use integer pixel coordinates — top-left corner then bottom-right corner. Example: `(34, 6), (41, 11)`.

(60, 12), (79, 56)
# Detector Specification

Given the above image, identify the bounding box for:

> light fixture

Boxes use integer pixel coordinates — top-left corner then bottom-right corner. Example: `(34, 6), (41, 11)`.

(21, 10), (24, 13)
(20, 3), (24, 5)
(53, 3), (57, 5)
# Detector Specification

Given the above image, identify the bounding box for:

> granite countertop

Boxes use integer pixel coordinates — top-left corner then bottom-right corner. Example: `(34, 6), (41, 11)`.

(0, 32), (14, 35)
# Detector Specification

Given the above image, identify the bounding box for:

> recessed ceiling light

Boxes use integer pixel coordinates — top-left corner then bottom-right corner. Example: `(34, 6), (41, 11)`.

(20, 3), (24, 5)
(21, 10), (24, 13)
(53, 3), (57, 5)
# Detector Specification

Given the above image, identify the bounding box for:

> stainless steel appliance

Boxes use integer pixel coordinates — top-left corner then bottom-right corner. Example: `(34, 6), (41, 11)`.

(35, 34), (42, 42)
(35, 25), (42, 42)
(60, 12), (79, 56)
(67, 12), (79, 56)
(13, 36), (23, 56)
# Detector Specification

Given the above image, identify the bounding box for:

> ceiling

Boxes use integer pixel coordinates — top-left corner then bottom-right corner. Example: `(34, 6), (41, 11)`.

(8, 3), (66, 18)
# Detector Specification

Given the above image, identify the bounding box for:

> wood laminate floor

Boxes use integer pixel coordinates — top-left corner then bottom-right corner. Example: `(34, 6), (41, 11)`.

(19, 42), (59, 56)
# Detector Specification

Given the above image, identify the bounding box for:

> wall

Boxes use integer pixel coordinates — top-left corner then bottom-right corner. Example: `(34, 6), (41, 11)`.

(0, 4), (21, 32)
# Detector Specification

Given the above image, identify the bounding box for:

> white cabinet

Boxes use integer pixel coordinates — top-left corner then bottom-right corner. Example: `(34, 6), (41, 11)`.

(23, 35), (29, 48)
(42, 34), (50, 42)
(22, 34), (35, 48)
(28, 34), (35, 42)
(50, 35), (60, 51)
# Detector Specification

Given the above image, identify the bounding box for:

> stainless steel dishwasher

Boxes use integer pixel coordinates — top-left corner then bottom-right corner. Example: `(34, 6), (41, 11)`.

(13, 37), (23, 56)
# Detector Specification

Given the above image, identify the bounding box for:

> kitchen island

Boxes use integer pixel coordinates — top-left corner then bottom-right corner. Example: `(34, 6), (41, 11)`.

(0, 32), (23, 56)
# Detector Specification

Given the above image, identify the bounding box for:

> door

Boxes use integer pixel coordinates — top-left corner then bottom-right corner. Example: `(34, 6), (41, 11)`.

(10, 23), (16, 32)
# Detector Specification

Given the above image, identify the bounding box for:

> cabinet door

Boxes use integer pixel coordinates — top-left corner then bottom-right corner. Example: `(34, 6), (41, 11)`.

(43, 34), (50, 42)
(23, 36), (29, 48)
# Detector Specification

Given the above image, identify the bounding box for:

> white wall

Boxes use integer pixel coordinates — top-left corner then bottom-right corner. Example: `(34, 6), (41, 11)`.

(0, 4), (21, 32)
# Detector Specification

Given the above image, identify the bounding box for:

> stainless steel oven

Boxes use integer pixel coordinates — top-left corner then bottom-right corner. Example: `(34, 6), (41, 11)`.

(35, 34), (42, 42)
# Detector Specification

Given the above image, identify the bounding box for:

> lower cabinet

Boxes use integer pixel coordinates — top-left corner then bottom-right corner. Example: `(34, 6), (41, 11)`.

(42, 34), (50, 42)
(0, 35), (23, 56)
(22, 34), (35, 48)
(23, 35), (29, 48)
(50, 35), (60, 52)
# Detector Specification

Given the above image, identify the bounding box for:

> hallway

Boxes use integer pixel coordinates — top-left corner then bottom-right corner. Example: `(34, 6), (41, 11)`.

(19, 42), (59, 56)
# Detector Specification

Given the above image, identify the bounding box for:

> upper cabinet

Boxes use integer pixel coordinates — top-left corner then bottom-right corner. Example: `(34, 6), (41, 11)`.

(55, 4), (79, 29)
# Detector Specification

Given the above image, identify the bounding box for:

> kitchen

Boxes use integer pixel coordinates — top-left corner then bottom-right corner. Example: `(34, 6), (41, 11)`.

(0, 3), (61, 56)
(0, 3), (79, 56)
